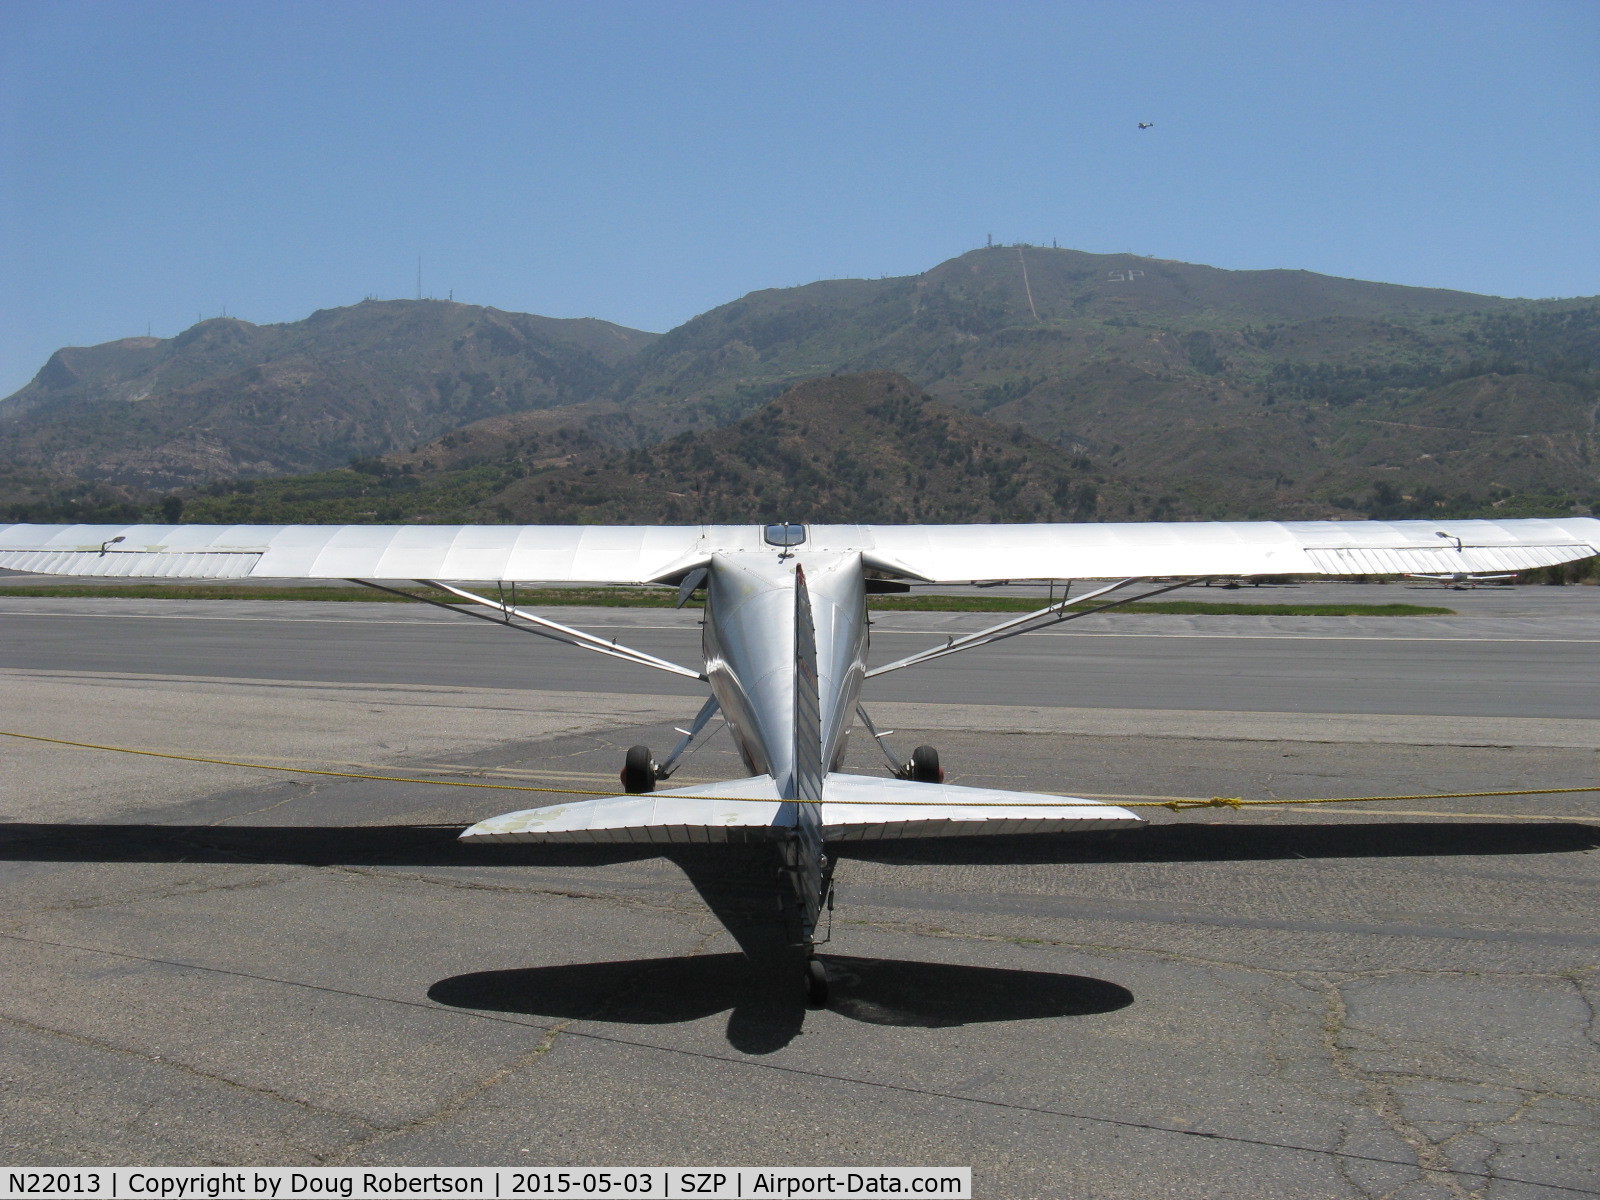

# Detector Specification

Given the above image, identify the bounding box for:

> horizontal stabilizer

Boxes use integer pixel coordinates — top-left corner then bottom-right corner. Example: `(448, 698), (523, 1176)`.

(461, 776), (788, 846)
(822, 773), (1139, 840)
(459, 773), (1140, 845)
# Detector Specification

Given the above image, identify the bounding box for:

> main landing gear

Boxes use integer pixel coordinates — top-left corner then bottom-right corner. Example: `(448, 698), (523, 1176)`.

(805, 955), (830, 1008)
(903, 744), (944, 784)
(621, 745), (657, 793)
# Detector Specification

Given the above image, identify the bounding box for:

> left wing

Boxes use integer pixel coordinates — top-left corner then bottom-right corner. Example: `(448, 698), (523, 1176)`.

(851, 517), (1600, 582)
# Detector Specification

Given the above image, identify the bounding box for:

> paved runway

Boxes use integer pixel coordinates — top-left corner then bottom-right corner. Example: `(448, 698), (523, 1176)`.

(2, 592), (1598, 1195)
(3, 593), (1599, 718)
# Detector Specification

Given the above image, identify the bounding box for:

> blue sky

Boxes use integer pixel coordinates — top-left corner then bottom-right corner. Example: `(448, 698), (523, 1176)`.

(2, 0), (1596, 397)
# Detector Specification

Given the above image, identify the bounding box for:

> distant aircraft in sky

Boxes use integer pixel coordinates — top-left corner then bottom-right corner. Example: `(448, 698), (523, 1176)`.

(1138, 122), (1154, 129)
(4, 516), (1598, 1004)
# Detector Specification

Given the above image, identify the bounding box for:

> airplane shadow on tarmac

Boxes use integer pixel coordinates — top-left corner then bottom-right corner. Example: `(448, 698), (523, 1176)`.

(8, 820), (1596, 1054)
(2, 821), (1593, 867)
(428, 953), (1134, 1055)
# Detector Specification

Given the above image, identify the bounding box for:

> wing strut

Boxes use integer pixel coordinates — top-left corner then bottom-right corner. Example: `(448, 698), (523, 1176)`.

(866, 576), (1204, 678)
(655, 694), (722, 779)
(855, 703), (905, 775)
(349, 579), (706, 680)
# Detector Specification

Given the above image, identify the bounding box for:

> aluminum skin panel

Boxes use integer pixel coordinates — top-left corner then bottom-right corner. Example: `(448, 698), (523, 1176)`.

(0, 550), (260, 578)
(702, 550), (866, 793)
(1301, 543), (1589, 575)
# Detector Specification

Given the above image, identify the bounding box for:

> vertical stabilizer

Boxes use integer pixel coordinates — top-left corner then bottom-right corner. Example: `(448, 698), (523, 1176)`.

(786, 564), (828, 943)
(791, 565), (824, 804)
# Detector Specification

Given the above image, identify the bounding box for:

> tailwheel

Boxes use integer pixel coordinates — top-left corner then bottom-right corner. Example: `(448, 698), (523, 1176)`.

(907, 744), (944, 784)
(805, 956), (830, 1009)
(620, 744), (657, 794)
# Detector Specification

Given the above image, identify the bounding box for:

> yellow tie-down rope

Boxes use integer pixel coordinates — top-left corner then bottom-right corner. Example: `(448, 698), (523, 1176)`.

(4, 729), (1598, 813)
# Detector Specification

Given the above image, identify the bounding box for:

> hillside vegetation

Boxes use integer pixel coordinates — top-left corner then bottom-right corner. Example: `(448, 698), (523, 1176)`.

(4, 246), (1596, 523)
(599, 248), (1600, 518)
(0, 301), (655, 489)
(177, 373), (1158, 525)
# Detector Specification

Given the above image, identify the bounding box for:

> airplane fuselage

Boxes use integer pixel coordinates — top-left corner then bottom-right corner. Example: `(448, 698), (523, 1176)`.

(699, 548), (868, 954)
(702, 550), (867, 795)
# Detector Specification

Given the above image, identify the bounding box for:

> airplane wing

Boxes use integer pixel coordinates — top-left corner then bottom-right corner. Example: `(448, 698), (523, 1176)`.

(850, 517), (1600, 582)
(0, 522), (712, 583)
(1, 516), (1596, 583)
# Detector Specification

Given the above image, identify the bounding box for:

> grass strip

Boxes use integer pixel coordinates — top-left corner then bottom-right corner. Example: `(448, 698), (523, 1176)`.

(0, 583), (1453, 616)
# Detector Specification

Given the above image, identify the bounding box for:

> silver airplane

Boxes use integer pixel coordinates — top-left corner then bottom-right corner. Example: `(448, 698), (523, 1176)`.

(5, 516), (1598, 1003)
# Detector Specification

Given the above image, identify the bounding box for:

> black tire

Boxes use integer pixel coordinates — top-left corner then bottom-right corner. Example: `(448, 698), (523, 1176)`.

(805, 957), (830, 1008)
(620, 744), (656, 794)
(908, 744), (944, 784)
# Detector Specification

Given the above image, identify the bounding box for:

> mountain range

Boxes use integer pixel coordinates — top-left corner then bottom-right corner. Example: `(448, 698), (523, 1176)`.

(3, 246), (1596, 523)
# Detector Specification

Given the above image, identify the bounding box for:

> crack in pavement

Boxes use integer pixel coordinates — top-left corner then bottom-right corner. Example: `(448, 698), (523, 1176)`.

(3, 868), (300, 919)
(855, 917), (1599, 1198)
(0, 1010), (379, 1137)
(208, 781), (323, 825)
(1316, 975), (1485, 1200)
(1572, 972), (1600, 1054)
(325, 863), (680, 907)
(323, 1021), (574, 1164)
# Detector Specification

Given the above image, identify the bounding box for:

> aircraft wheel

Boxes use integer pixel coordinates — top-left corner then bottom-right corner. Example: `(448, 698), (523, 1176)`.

(908, 744), (944, 784)
(805, 956), (830, 1008)
(620, 745), (657, 794)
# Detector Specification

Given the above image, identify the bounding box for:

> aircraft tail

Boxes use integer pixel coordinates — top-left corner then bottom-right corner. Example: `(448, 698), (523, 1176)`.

(786, 564), (827, 939)
(790, 562), (823, 804)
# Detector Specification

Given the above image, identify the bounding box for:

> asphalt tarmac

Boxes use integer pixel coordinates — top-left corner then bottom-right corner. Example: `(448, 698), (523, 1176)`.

(2, 590), (1598, 1197)
(2, 589), (1599, 718)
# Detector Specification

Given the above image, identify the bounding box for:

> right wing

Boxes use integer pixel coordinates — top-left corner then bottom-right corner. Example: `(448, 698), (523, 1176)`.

(0, 522), (712, 583)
